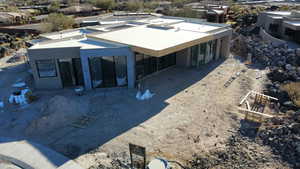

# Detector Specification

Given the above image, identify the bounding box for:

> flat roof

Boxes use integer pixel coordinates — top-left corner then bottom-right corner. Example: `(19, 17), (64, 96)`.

(283, 20), (300, 30)
(265, 11), (292, 16)
(269, 15), (283, 19)
(89, 18), (230, 56)
(40, 29), (96, 40)
(30, 37), (118, 50)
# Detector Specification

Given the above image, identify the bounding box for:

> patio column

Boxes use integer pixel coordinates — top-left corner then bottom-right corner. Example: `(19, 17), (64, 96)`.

(80, 53), (92, 90)
(127, 51), (135, 88)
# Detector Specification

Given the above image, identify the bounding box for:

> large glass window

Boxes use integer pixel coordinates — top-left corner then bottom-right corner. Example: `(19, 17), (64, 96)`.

(89, 56), (127, 88)
(36, 59), (57, 78)
(136, 53), (145, 80)
(135, 52), (175, 80)
(199, 43), (206, 65)
(114, 56), (127, 86)
(191, 45), (199, 67)
(89, 57), (103, 88)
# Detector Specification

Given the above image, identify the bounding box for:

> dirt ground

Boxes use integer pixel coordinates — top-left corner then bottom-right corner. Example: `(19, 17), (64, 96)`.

(0, 51), (281, 168)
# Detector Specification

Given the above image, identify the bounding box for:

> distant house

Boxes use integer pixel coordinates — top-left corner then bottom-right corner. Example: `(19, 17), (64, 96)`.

(257, 11), (300, 43)
(184, 3), (229, 23)
(0, 12), (30, 25)
(28, 15), (232, 90)
(59, 5), (101, 16)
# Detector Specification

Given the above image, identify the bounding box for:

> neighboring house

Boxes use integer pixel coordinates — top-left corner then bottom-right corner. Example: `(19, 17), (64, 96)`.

(0, 12), (30, 25)
(257, 11), (300, 43)
(184, 3), (229, 23)
(59, 5), (101, 16)
(28, 16), (232, 90)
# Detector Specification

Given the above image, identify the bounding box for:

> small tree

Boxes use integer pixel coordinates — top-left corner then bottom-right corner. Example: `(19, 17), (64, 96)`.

(42, 13), (75, 32)
(88, 0), (116, 10)
(48, 0), (60, 12)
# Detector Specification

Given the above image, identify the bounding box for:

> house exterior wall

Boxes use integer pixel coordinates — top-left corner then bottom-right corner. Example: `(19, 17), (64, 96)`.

(28, 47), (80, 89)
(28, 29), (232, 90)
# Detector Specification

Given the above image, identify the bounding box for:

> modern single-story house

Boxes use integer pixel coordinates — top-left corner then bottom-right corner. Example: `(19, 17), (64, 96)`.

(28, 16), (232, 90)
(257, 11), (300, 43)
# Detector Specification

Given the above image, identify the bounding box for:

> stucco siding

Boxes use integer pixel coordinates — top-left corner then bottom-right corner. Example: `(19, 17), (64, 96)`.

(28, 47), (81, 89)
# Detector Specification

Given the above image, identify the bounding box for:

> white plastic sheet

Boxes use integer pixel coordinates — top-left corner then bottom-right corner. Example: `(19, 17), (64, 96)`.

(136, 89), (154, 100)
(12, 82), (26, 88)
(8, 89), (30, 105)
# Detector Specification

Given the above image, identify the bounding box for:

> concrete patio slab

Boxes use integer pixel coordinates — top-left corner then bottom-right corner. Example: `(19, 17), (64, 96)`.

(0, 137), (84, 169)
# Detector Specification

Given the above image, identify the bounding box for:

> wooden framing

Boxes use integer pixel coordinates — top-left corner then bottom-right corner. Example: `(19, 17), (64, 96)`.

(238, 90), (278, 123)
(238, 108), (274, 118)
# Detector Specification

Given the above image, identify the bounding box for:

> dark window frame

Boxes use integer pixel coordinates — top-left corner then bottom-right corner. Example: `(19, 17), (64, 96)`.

(36, 59), (57, 78)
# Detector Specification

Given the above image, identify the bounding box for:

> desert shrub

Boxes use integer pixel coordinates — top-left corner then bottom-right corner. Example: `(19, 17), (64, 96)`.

(48, 0), (60, 12)
(42, 13), (75, 32)
(143, 1), (159, 10)
(125, 1), (143, 11)
(88, 0), (116, 10)
(282, 82), (300, 107)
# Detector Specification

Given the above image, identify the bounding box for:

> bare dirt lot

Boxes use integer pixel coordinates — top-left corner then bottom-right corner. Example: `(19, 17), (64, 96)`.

(0, 52), (287, 168)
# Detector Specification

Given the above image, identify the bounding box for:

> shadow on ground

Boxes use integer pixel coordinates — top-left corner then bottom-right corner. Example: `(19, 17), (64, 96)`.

(1, 58), (226, 168)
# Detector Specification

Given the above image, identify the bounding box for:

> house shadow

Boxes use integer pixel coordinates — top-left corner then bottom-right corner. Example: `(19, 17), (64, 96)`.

(0, 58), (226, 168)
(45, 58), (227, 159)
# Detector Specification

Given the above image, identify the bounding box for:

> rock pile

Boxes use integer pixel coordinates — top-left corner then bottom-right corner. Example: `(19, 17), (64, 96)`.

(246, 37), (300, 69)
(189, 133), (286, 169)
(245, 37), (300, 110)
(258, 110), (300, 168)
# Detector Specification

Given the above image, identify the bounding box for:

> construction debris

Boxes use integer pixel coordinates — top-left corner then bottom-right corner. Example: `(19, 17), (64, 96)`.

(8, 89), (32, 105)
(224, 69), (246, 88)
(239, 90), (278, 122)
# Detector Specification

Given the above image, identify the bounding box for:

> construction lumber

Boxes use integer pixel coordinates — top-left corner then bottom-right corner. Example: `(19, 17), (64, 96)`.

(239, 91), (252, 105)
(251, 91), (278, 101)
(238, 108), (274, 118)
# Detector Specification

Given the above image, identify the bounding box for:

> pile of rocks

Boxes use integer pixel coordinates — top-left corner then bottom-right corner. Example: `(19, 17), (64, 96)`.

(245, 36), (300, 109)
(246, 37), (300, 69)
(189, 133), (286, 169)
(258, 110), (300, 168)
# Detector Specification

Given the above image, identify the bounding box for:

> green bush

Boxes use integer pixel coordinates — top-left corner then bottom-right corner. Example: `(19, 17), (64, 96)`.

(42, 13), (75, 32)
(282, 82), (300, 107)
(48, 0), (60, 12)
(125, 1), (143, 11)
(88, 0), (116, 10)
(143, 1), (159, 10)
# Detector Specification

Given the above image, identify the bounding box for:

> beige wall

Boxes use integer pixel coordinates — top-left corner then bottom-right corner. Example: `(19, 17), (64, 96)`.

(28, 47), (80, 89)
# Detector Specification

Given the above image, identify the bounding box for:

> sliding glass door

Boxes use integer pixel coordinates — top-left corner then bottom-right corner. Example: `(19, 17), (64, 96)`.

(102, 56), (116, 87)
(89, 56), (127, 88)
(135, 52), (176, 80)
(89, 57), (103, 88)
